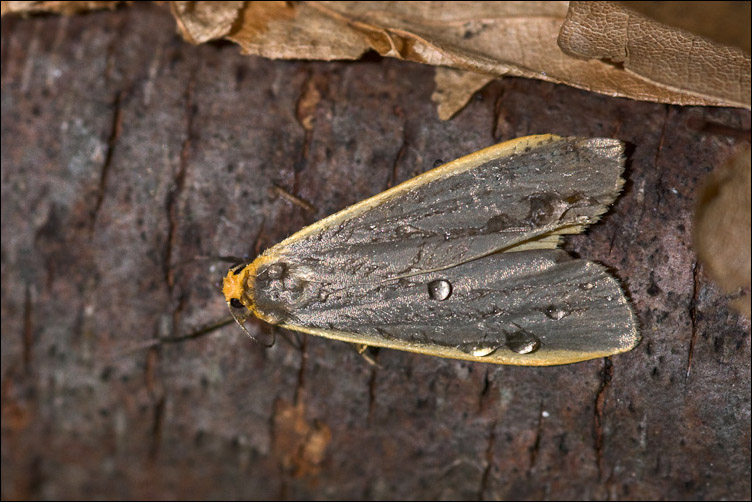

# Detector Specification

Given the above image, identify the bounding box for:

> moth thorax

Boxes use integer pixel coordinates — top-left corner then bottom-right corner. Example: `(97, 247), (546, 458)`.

(253, 261), (306, 324)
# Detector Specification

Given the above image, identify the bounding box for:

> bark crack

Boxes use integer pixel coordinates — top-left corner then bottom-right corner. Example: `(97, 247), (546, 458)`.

(22, 286), (32, 374)
(164, 74), (196, 291)
(294, 71), (322, 191)
(388, 112), (408, 189)
(367, 366), (378, 422)
(492, 86), (506, 142)
(294, 335), (308, 405)
(686, 260), (700, 381)
(593, 358), (613, 480)
(90, 90), (123, 234)
(527, 401), (544, 476)
(652, 106), (671, 213)
(478, 419), (497, 500)
(148, 396), (166, 461)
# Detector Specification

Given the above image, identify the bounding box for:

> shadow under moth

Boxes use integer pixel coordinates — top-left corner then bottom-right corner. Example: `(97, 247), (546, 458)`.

(223, 134), (639, 365)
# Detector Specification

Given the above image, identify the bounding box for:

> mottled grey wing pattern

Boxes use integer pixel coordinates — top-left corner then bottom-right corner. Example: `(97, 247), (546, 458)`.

(236, 135), (639, 365)
(278, 136), (624, 283)
(284, 250), (636, 363)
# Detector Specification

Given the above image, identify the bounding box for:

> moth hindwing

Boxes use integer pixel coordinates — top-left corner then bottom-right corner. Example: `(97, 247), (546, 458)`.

(223, 134), (639, 365)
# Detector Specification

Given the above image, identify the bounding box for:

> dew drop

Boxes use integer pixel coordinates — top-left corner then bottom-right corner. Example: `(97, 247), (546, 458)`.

(544, 305), (570, 320)
(482, 214), (513, 234)
(506, 330), (541, 354)
(460, 340), (501, 357)
(579, 282), (594, 291)
(427, 279), (452, 301)
(395, 225), (413, 237)
(528, 194), (560, 225)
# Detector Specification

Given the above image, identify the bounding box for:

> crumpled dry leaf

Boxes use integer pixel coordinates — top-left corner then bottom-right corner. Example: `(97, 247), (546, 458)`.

(224, 1), (751, 118)
(626, 1), (751, 54)
(170, 1), (243, 45)
(432, 67), (495, 121)
(3, 1), (749, 119)
(694, 146), (751, 318)
(226, 1), (370, 60)
(559, 1), (750, 109)
(0, 0), (120, 16)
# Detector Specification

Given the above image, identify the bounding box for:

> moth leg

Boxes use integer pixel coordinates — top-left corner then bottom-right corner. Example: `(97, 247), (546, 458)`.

(351, 343), (381, 367)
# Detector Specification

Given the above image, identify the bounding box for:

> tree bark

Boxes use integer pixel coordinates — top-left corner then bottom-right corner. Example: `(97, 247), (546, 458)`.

(1, 4), (749, 500)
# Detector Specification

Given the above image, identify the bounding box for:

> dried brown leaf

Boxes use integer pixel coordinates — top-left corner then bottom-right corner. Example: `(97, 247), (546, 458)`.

(432, 67), (495, 120)
(309, 1), (571, 73)
(694, 146), (752, 318)
(226, 1), (370, 60)
(625, 1), (750, 54)
(170, 1), (243, 45)
(305, 1), (751, 111)
(4, 1), (749, 114)
(1, 0), (121, 16)
(558, 1), (751, 108)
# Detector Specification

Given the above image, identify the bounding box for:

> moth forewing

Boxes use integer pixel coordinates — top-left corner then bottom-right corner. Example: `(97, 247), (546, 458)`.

(223, 134), (640, 365)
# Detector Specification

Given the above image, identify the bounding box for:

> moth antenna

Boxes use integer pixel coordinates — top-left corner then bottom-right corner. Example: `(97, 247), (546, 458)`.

(231, 310), (276, 348)
(112, 339), (163, 359)
(113, 317), (237, 359)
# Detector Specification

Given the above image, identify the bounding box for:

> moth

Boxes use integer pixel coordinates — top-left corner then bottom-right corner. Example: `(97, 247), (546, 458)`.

(223, 135), (639, 365)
